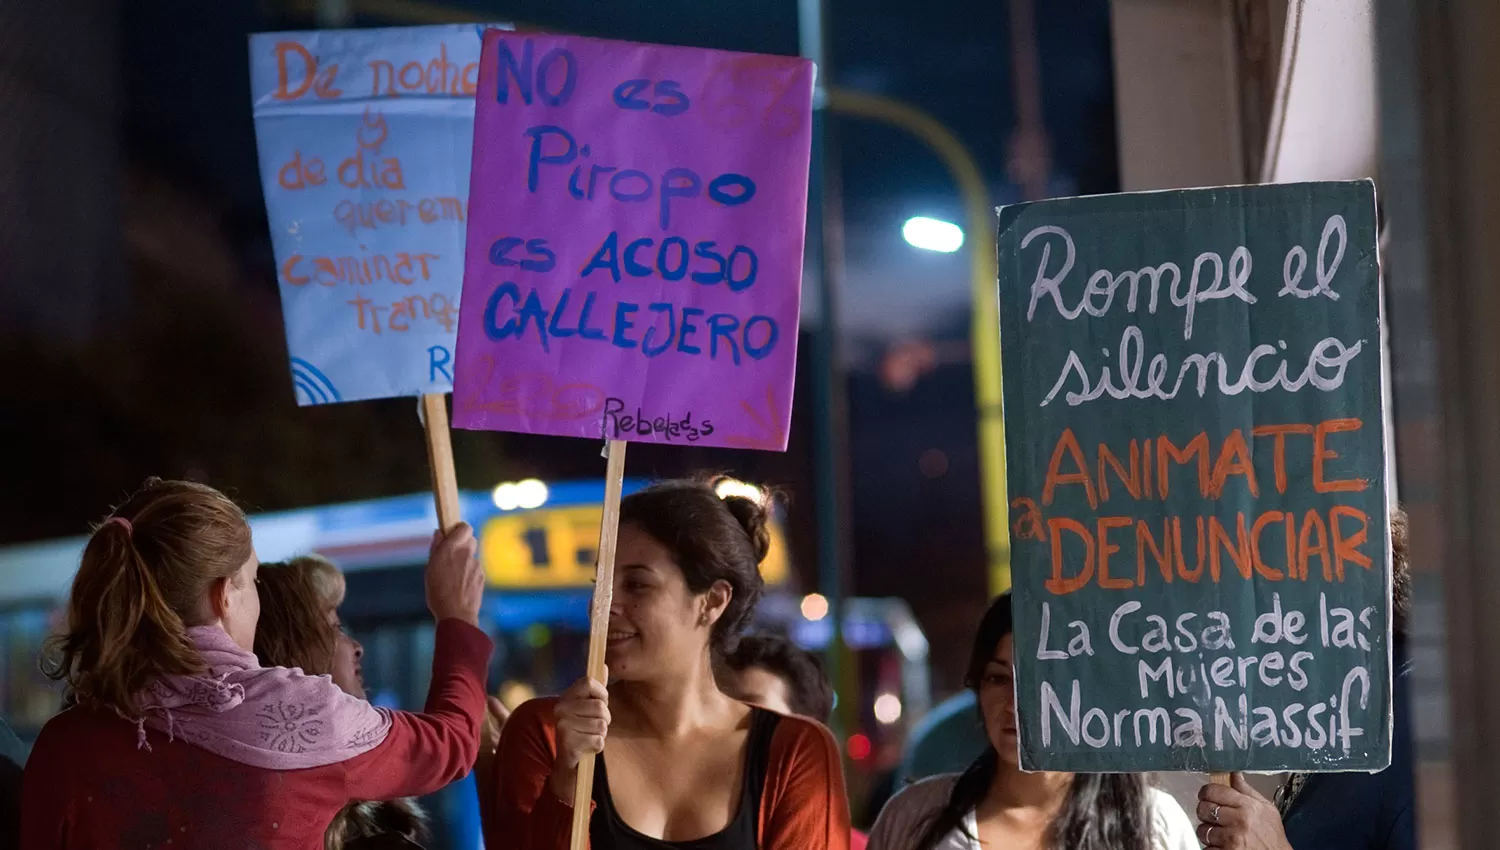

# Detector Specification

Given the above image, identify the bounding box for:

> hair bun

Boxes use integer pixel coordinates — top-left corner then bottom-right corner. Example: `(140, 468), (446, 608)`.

(721, 495), (771, 564)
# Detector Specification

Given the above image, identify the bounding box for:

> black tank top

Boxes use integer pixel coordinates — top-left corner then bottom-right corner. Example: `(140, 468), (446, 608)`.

(591, 708), (781, 850)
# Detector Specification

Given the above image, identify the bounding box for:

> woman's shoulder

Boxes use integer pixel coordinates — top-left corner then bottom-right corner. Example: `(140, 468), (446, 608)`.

(884, 774), (961, 816)
(766, 712), (841, 764)
(1145, 786), (1198, 850)
(31, 705), (117, 754)
(868, 775), (961, 848)
(504, 696), (560, 734)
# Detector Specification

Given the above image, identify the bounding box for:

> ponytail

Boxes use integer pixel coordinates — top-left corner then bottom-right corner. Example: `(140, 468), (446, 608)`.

(43, 479), (253, 716)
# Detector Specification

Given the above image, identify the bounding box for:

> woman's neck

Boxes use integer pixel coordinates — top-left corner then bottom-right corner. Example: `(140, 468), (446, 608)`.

(984, 758), (1073, 813)
(610, 655), (732, 738)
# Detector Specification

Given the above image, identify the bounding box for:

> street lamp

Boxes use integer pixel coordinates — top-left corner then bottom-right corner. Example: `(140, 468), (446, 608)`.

(901, 216), (964, 253)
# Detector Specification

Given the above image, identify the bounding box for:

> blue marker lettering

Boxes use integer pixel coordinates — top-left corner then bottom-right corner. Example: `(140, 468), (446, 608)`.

(546, 288), (578, 339)
(624, 238), (654, 277)
(428, 345), (454, 381)
(575, 291), (607, 340)
(536, 48), (577, 106)
(521, 238), (556, 272)
(726, 246), (758, 291)
(612, 301), (640, 348)
(581, 231), (621, 282)
(482, 282), (521, 340)
(517, 288), (552, 352)
(585, 164), (615, 199)
(524, 125), (577, 192)
(658, 237), (689, 281)
(708, 173), (756, 206)
(744, 315), (778, 359)
(612, 79), (651, 110)
(706, 315), (741, 364)
(677, 307), (704, 355)
(641, 303), (677, 357)
(658, 167), (701, 229)
(651, 81), (690, 116)
(610, 169), (652, 202)
(495, 39), (535, 105)
(692, 241), (727, 284)
(489, 236), (524, 267)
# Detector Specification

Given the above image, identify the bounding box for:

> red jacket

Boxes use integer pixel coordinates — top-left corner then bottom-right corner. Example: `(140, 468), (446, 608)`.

(491, 697), (852, 850)
(21, 619), (491, 850)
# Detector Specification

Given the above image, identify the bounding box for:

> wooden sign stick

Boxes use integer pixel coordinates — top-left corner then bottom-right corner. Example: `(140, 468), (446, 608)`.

(1209, 772), (1231, 786)
(570, 439), (629, 850)
(421, 393), (463, 533)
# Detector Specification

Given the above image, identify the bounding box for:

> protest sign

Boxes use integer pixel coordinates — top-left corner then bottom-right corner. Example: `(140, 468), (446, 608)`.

(997, 181), (1390, 773)
(451, 33), (813, 846)
(452, 31), (814, 451)
(251, 24), (504, 406)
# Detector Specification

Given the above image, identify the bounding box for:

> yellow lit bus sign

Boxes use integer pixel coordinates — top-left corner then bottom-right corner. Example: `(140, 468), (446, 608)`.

(481, 506), (789, 589)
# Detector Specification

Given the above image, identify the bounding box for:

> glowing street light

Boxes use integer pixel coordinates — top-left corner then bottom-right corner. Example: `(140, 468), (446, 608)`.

(874, 693), (904, 725)
(493, 478), (550, 511)
(902, 216), (964, 253)
(515, 478), (549, 510)
(800, 593), (830, 622)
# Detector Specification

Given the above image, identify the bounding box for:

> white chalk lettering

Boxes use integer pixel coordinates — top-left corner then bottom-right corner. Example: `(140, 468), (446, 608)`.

(1038, 326), (1365, 408)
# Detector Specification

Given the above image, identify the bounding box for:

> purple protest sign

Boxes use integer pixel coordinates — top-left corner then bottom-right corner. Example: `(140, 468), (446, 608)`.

(453, 30), (813, 450)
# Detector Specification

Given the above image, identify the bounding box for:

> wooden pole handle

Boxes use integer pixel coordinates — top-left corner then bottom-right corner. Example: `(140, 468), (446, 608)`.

(422, 393), (462, 533)
(1209, 771), (1232, 786)
(569, 440), (628, 850)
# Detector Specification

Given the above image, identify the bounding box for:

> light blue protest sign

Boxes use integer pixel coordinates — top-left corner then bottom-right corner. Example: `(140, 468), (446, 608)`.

(250, 24), (507, 405)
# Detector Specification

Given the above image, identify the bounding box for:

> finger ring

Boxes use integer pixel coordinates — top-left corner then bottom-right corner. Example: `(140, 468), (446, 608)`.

(1205, 825), (1217, 846)
(1210, 803), (1222, 824)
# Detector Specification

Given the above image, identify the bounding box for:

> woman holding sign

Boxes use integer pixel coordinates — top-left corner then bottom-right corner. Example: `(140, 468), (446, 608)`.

(490, 480), (851, 850)
(252, 555), (431, 850)
(868, 592), (1197, 850)
(21, 478), (491, 849)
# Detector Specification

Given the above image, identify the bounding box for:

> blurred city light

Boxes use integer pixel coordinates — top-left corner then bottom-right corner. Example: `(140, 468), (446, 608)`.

(801, 592), (830, 622)
(492, 483), (520, 511)
(499, 680), (537, 709)
(524, 623), (552, 648)
(847, 732), (873, 760)
(493, 478), (550, 511)
(902, 216), (964, 253)
(713, 476), (765, 502)
(515, 478), (549, 510)
(874, 692), (903, 725)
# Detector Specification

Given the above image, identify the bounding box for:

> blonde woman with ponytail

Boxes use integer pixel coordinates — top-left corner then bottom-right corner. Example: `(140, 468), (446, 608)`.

(21, 478), (491, 849)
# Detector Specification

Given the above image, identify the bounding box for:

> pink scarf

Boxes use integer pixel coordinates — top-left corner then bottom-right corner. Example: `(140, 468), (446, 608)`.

(128, 625), (392, 770)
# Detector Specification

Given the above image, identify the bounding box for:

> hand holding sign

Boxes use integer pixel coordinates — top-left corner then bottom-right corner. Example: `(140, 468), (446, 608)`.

(1195, 775), (1293, 850)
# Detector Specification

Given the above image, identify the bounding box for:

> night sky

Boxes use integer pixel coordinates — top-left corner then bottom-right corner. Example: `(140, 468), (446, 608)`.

(91, 0), (1120, 690)
(122, 0), (1116, 337)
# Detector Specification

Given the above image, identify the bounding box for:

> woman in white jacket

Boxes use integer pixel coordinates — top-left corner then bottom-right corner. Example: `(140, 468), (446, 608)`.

(869, 593), (1197, 850)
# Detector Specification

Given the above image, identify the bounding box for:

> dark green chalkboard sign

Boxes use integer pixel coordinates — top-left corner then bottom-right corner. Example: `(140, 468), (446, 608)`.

(997, 181), (1390, 773)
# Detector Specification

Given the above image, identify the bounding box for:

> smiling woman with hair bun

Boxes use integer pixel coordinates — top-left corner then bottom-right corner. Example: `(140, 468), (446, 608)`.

(488, 478), (851, 850)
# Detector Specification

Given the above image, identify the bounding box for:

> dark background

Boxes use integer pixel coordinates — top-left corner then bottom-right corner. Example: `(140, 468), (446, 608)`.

(0, 0), (1119, 693)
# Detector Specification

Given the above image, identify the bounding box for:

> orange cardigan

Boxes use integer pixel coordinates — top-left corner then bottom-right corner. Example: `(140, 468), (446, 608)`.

(490, 696), (852, 850)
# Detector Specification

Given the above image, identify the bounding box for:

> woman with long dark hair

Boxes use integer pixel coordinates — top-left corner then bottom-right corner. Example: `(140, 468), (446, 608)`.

(869, 592), (1195, 850)
(490, 479), (850, 850)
